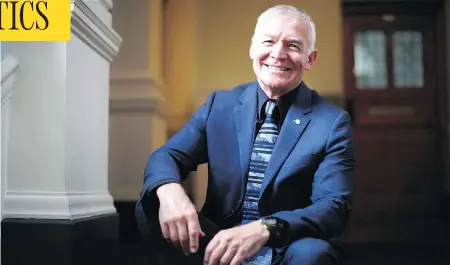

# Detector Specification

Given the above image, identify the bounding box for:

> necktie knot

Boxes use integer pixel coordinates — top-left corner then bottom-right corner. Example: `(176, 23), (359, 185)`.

(265, 100), (277, 117)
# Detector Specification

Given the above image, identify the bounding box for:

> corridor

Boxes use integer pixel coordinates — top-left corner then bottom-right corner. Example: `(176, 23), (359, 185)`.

(1, 0), (450, 264)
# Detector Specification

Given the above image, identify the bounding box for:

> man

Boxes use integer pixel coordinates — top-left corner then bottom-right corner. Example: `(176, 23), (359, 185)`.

(135, 5), (355, 265)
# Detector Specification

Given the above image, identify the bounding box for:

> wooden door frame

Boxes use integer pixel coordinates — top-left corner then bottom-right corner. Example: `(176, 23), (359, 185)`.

(341, 0), (450, 236)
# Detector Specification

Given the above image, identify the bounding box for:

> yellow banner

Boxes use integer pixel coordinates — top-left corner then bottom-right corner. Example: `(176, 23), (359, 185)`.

(0, 0), (71, 41)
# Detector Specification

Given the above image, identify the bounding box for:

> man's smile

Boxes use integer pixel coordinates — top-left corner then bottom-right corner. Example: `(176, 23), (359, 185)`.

(263, 64), (292, 71)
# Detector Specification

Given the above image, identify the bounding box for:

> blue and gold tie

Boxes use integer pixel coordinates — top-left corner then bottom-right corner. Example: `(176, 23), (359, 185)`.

(241, 100), (279, 265)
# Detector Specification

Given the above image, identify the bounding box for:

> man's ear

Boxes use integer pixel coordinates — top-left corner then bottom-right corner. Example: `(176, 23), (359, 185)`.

(305, 49), (318, 70)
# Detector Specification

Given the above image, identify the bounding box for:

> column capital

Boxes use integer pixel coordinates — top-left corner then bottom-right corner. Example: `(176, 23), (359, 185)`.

(71, 0), (122, 62)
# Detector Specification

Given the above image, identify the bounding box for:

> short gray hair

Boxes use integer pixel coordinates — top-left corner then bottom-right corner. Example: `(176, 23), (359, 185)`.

(254, 5), (316, 53)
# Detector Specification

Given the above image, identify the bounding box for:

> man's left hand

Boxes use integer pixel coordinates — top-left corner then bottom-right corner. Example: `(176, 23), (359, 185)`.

(203, 220), (270, 265)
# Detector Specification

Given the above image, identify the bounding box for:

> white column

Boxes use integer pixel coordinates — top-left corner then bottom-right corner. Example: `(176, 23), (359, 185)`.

(1, 52), (19, 219)
(1, 46), (19, 262)
(2, 0), (122, 220)
(109, 0), (167, 201)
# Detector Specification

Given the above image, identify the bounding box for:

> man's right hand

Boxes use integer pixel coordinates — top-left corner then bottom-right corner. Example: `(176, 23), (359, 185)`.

(156, 183), (205, 255)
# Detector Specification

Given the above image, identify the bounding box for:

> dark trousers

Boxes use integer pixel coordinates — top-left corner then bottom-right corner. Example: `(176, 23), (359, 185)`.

(135, 202), (343, 265)
(135, 200), (217, 265)
(146, 238), (343, 265)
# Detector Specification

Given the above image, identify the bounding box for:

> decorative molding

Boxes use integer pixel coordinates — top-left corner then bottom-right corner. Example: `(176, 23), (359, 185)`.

(109, 75), (167, 118)
(1, 54), (19, 105)
(2, 191), (116, 220)
(71, 0), (122, 62)
(99, 0), (113, 12)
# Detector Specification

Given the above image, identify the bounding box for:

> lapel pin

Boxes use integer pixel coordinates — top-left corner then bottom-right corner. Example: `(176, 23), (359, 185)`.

(294, 119), (301, 125)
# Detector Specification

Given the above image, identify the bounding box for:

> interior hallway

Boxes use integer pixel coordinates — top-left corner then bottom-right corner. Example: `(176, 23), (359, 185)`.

(1, 0), (450, 264)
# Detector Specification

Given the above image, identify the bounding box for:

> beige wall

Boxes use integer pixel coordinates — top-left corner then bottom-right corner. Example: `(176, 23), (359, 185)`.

(195, 0), (343, 101)
(164, 0), (199, 131)
(165, 0), (343, 129)
(163, 0), (344, 206)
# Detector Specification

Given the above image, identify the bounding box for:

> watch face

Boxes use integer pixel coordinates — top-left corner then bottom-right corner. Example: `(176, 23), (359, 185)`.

(263, 217), (277, 226)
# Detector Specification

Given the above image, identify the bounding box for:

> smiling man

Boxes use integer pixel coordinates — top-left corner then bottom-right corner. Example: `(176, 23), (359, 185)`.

(136, 5), (355, 265)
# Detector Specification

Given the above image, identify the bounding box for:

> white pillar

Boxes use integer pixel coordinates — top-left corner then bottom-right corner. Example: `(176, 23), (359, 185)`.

(2, 0), (122, 220)
(1, 45), (20, 264)
(109, 0), (167, 201)
(1, 52), (19, 219)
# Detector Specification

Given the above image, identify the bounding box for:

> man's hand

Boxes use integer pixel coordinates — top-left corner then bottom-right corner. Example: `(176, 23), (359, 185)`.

(204, 220), (270, 265)
(156, 183), (205, 255)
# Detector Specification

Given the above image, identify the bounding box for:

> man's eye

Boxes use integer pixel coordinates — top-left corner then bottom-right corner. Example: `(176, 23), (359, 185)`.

(263, 40), (274, 44)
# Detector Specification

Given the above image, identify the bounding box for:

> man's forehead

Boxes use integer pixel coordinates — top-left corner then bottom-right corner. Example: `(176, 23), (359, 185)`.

(254, 18), (306, 39)
(255, 14), (306, 32)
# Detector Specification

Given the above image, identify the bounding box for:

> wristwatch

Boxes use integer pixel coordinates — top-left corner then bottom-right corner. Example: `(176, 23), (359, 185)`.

(260, 216), (289, 247)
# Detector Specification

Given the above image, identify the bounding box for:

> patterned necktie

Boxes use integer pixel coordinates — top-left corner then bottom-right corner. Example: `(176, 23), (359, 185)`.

(241, 100), (279, 265)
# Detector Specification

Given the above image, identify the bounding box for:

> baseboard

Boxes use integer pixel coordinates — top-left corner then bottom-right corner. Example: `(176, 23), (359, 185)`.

(1, 213), (119, 265)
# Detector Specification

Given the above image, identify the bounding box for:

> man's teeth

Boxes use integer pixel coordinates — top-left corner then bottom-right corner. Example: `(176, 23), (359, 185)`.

(266, 65), (289, 71)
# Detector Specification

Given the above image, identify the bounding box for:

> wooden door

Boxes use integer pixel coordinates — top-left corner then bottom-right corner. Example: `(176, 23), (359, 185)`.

(342, 4), (447, 243)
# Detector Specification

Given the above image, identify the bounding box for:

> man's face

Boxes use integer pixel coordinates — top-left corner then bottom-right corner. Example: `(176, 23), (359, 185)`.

(250, 13), (317, 95)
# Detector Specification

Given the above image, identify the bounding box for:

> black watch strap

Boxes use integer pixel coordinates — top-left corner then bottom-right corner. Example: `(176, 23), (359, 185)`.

(261, 216), (289, 247)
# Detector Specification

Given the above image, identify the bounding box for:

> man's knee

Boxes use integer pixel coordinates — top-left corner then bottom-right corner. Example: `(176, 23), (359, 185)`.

(283, 238), (341, 265)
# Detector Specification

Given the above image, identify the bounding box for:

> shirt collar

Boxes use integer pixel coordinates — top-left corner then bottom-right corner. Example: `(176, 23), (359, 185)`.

(257, 82), (300, 125)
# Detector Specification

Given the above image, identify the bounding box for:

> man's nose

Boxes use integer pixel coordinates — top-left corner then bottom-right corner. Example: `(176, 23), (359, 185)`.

(270, 43), (288, 60)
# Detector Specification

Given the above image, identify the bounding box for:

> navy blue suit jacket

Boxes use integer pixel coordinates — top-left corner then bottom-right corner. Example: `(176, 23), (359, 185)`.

(137, 81), (355, 245)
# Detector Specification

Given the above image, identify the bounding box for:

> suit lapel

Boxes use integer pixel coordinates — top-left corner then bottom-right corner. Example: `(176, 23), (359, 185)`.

(234, 83), (258, 182)
(259, 82), (313, 198)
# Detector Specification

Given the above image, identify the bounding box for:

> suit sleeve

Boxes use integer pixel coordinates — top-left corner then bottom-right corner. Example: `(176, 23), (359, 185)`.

(137, 92), (216, 212)
(271, 111), (355, 245)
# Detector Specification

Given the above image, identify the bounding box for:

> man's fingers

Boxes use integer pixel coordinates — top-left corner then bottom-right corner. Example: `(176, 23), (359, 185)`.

(229, 252), (245, 265)
(230, 247), (249, 265)
(177, 219), (190, 255)
(204, 236), (219, 265)
(160, 221), (170, 241)
(219, 244), (238, 265)
(229, 242), (257, 265)
(207, 241), (227, 265)
(168, 222), (179, 245)
(186, 212), (201, 253)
